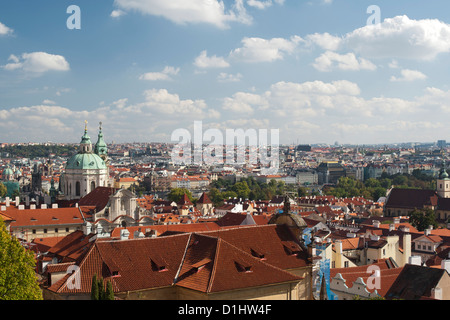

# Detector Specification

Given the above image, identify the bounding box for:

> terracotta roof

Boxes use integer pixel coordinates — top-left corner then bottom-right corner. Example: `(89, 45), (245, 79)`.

(385, 188), (437, 209)
(78, 187), (116, 213)
(197, 192), (212, 204)
(175, 233), (302, 293)
(46, 224), (310, 295)
(7, 207), (84, 228)
(177, 194), (193, 206)
(331, 259), (403, 297)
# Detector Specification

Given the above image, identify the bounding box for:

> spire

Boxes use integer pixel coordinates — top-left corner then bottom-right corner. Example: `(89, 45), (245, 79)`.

(80, 121), (93, 153)
(440, 160), (449, 179)
(95, 121), (108, 159)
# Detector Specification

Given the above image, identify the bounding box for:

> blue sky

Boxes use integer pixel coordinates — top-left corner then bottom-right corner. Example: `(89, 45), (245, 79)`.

(1, 0), (450, 145)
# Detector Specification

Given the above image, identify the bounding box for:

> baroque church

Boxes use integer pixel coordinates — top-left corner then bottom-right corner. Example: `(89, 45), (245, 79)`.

(59, 122), (111, 201)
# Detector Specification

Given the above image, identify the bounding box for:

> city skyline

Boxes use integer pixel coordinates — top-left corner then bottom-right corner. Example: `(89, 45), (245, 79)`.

(2, 1), (450, 145)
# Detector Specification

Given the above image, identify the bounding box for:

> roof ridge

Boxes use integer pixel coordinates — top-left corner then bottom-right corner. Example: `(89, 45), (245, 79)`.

(207, 236), (221, 293)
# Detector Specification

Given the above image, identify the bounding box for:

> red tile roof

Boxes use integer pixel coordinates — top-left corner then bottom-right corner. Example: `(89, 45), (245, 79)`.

(7, 207), (85, 228)
(46, 224), (310, 295)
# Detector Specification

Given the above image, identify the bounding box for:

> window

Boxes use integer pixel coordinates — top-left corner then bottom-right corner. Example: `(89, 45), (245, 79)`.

(55, 228), (58, 233)
(66, 228), (69, 232)
(344, 261), (349, 268)
(91, 181), (95, 192)
(44, 229), (47, 234)
(76, 181), (81, 197)
(32, 229), (36, 234)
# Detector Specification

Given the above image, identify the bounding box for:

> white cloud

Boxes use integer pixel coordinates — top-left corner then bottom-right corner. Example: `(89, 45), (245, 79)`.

(3, 52), (70, 74)
(0, 22), (13, 35)
(139, 66), (180, 81)
(313, 51), (377, 72)
(113, 0), (252, 29)
(229, 36), (303, 63)
(343, 15), (450, 60)
(111, 10), (126, 18)
(390, 69), (427, 82)
(194, 50), (230, 69)
(217, 72), (243, 83)
(222, 92), (269, 114)
(247, 0), (284, 9)
(306, 33), (342, 51)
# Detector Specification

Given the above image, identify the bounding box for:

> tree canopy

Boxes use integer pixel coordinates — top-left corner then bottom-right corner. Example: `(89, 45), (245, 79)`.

(0, 218), (42, 300)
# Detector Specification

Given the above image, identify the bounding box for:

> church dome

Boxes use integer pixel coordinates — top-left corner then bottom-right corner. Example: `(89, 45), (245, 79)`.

(2, 167), (13, 177)
(65, 153), (107, 171)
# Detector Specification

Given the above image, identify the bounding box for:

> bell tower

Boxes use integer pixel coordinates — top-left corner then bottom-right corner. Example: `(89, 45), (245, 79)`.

(437, 161), (450, 198)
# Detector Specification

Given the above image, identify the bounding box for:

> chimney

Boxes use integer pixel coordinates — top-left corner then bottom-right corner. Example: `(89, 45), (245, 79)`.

(41, 204), (47, 209)
(120, 229), (130, 240)
(15, 196), (20, 205)
(5, 197), (10, 207)
(52, 204), (58, 209)
(409, 256), (422, 266)
(335, 240), (343, 268)
(431, 287), (443, 300)
(424, 229), (431, 236)
(18, 205), (24, 210)
(373, 220), (380, 228)
(441, 259), (450, 274)
(402, 233), (411, 267)
(394, 217), (400, 224)
(389, 224), (395, 231)
(30, 204), (36, 210)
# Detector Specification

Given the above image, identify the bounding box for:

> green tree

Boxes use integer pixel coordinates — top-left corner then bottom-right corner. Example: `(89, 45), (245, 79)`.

(409, 208), (438, 231)
(0, 219), (42, 300)
(98, 276), (105, 300)
(105, 281), (115, 300)
(167, 188), (194, 203)
(0, 184), (6, 198)
(90, 274), (99, 300)
(231, 181), (251, 199)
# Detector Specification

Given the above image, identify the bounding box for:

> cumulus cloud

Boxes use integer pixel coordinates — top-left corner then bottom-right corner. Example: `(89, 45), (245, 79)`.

(217, 72), (243, 83)
(139, 66), (180, 81)
(194, 50), (230, 69)
(0, 22), (13, 35)
(111, 10), (126, 18)
(247, 0), (284, 10)
(229, 36), (303, 63)
(3, 52), (70, 75)
(113, 0), (252, 29)
(390, 69), (427, 82)
(342, 15), (450, 60)
(312, 51), (377, 72)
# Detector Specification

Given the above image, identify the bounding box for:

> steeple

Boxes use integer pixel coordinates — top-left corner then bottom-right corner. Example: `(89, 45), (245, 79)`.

(80, 120), (93, 153)
(94, 121), (108, 160)
(437, 160), (450, 198)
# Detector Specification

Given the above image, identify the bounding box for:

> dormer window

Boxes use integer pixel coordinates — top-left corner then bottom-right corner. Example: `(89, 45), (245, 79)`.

(235, 261), (252, 273)
(250, 248), (266, 260)
(151, 258), (167, 272)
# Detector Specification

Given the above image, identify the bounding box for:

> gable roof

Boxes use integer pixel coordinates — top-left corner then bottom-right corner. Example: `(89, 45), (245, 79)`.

(385, 188), (437, 209)
(78, 187), (116, 212)
(197, 192), (212, 204)
(46, 224), (311, 296)
(175, 233), (301, 293)
(331, 259), (402, 297)
(385, 264), (448, 300)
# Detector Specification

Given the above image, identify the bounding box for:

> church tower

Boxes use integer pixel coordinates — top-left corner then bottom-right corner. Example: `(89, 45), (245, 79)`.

(437, 162), (450, 198)
(63, 121), (109, 200)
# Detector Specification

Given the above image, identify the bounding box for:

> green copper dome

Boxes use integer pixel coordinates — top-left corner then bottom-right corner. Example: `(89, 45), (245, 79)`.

(65, 153), (107, 170)
(2, 167), (13, 176)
